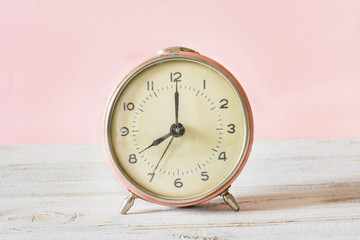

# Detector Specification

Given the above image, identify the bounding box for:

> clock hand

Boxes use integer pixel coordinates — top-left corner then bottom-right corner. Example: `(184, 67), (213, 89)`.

(139, 132), (172, 154)
(175, 80), (179, 124)
(153, 136), (174, 173)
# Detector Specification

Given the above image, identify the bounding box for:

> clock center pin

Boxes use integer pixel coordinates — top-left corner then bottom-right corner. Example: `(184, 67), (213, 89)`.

(170, 123), (185, 137)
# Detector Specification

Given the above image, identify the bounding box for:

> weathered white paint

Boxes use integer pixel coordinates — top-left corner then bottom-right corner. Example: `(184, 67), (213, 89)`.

(1, 139), (360, 239)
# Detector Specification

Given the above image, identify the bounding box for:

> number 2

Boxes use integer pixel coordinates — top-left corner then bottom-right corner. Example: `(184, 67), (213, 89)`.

(220, 99), (228, 109)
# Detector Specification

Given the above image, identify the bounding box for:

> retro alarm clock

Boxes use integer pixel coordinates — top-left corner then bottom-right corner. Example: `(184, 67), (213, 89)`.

(103, 47), (253, 214)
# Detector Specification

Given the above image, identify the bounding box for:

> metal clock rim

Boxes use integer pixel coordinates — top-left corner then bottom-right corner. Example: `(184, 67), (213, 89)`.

(103, 50), (254, 207)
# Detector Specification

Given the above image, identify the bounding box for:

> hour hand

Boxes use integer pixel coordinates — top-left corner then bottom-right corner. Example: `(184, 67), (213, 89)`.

(139, 132), (172, 154)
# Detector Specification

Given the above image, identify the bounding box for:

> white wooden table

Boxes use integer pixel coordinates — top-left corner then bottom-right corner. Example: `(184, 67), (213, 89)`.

(1, 139), (360, 239)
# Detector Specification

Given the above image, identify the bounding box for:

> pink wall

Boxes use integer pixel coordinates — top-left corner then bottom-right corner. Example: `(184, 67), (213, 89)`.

(1, 0), (360, 145)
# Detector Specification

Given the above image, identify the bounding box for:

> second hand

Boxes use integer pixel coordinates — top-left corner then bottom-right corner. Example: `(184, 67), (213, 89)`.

(152, 136), (174, 173)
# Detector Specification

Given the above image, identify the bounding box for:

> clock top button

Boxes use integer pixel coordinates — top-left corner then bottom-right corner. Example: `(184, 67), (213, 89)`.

(156, 46), (200, 55)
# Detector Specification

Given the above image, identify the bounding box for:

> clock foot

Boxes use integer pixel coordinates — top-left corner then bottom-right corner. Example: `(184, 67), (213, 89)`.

(221, 189), (239, 211)
(120, 192), (137, 215)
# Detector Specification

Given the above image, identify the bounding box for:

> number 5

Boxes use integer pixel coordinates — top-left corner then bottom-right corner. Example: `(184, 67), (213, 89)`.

(201, 171), (209, 181)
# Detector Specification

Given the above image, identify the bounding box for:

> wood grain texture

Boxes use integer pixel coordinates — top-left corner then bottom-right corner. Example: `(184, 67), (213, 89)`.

(1, 139), (360, 239)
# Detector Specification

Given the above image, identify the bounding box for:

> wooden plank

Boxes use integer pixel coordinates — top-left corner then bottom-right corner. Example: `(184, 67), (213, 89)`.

(1, 139), (360, 239)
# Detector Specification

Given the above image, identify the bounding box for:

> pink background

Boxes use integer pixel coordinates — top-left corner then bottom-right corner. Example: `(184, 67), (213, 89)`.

(1, 0), (360, 145)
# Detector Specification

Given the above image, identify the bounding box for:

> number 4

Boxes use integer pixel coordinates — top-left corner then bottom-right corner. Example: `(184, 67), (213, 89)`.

(218, 151), (227, 161)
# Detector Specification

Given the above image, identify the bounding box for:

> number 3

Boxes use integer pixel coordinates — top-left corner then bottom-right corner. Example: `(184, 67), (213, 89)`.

(227, 124), (235, 134)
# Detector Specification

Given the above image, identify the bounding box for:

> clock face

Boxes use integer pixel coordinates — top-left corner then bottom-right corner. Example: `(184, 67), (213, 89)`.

(105, 55), (251, 203)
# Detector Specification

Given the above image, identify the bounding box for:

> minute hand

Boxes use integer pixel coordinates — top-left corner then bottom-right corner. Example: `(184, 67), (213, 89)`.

(175, 81), (179, 124)
(139, 132), (172, 154)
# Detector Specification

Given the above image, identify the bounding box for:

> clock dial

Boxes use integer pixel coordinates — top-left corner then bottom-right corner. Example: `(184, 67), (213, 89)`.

(107, 57), (250, 201)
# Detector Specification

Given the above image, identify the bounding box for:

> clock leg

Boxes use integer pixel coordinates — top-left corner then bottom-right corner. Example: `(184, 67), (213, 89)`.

(220, 188), (239, 211)
(120, 192), (137, 214)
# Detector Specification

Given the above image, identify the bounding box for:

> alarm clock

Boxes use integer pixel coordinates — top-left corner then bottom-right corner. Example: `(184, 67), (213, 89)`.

(103, 47), (253, 214)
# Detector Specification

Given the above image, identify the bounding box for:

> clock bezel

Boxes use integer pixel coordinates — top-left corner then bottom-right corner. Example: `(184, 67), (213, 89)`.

(103, 49), (254, 207)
